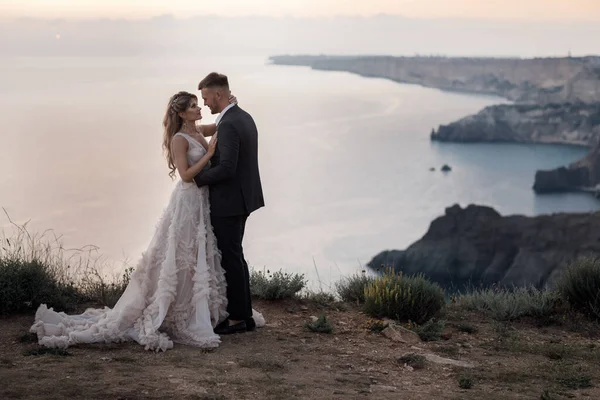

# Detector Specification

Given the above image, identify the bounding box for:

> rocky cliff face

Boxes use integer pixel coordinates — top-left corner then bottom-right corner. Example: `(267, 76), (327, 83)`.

(368, 204), (600, 289)
(270, 55), (600, 104)
(431, 102), (600, 146)
(533, 141), (600, 194)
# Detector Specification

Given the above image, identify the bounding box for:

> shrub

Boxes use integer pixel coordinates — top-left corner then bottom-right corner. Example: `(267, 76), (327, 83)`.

(363, 269), (445, 324)
(0, 258), (81, 315)
(398, 353), (426, 369)
(305, 315), (334, 334)
(79, 266), (133, 308)
(301, 291), (337, 308)
(557, 256), (600, 320)
(250, 268), (306, 300)
(335, 272), (374, 303)
(458, 375), (474, 389)
(414, 318), (445, 342)
(363, 319), (389, 332)
(456, 323), (478, 334)
(0, 215), (131, 315)
(457, 286), (560, 321)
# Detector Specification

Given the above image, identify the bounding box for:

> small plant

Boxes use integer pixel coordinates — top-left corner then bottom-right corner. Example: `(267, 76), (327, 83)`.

(398, 353), (426, 370)
(363, 268), (445, 324)
(335, 271), (374, 303)
(457, 285), (560, 321)
(305, 315), (334, 334)
(557, 256), (600, 320)
(540, 390), (559, 400)
(302, 291), (337, 308)
(24, 348), (71, 357)
(492, 321), (514, 340)
(79, 265), (134, 308)
(364, 319), (389, 333)
(414, 318), (445, 342)
(0, 215), (132, 314)
(456, 323), (478, 334)
(557, 374), (592, 389)
(18, 333), (38, 344)
(250, 268), (307, 300)
(0, 258), (82, 315)
(458, 375), (473, 389)
(437, 345), (459, 357)
(543, 345), (566, 361)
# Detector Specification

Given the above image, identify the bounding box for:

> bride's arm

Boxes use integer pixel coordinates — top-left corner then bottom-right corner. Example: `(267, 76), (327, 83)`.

(199, 123), (217, 137)
(171, 135), (217, 182)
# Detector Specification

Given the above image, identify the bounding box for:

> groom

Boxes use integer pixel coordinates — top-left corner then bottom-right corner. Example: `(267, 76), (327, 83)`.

(194, 72), (265, 335)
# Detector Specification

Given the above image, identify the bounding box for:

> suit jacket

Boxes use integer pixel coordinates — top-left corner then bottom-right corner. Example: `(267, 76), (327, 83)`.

(194, 105), (265, 217)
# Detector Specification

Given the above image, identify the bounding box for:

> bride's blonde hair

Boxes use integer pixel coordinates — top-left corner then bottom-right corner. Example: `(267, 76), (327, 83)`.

(162, 91), (198, 179)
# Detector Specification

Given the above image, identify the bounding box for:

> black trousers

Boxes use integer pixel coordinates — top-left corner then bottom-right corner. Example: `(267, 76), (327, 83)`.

(210, 215), (252, 321)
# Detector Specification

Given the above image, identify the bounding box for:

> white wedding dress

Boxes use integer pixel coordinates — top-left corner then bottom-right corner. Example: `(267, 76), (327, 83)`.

(30, 132), (264, 352)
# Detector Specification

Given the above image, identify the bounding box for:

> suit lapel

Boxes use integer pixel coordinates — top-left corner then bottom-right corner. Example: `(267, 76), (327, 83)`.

(217, 104), (238, 128)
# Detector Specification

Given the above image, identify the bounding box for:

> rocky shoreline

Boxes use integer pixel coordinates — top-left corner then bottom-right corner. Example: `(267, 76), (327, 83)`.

(270, 55), (600, 104)
(270, 55), (600, 197)
(430, 102), (600, 146)
(367, 204), (600, 289)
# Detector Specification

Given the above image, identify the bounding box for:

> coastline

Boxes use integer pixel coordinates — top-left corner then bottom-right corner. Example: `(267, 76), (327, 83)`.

(269, 54), (600, 197)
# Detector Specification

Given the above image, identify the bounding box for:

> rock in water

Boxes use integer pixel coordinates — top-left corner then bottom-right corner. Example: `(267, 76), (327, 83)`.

(533, 141), (600, 194)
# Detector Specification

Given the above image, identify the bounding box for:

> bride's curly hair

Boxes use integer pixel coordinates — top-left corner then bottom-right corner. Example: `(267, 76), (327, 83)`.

(162, 91), (198, 179)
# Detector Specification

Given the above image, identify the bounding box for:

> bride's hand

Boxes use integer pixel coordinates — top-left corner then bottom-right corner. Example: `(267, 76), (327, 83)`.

(228, 93), (238, 105)
(208, 134), (218, 155)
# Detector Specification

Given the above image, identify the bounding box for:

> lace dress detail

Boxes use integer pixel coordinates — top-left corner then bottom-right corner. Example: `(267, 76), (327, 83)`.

(30, 132), (264, 352)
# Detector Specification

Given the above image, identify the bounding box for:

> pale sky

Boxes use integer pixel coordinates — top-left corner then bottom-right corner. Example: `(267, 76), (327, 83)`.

(1, 0), (599, 20)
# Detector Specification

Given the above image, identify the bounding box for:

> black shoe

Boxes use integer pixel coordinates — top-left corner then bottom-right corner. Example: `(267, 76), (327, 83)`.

(214, 319), (229, 332)
(245, 317), (256, 332)
(214, 320), (247, 335)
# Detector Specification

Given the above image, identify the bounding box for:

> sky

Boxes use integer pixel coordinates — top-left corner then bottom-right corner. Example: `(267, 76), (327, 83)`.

(1, 0), (599, 20)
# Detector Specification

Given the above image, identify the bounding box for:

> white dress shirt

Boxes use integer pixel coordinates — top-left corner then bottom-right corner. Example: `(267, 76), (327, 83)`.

(215, 103), (235, 126)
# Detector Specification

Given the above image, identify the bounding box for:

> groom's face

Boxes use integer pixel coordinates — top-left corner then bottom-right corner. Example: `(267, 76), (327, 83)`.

(201, 87), (220, 115)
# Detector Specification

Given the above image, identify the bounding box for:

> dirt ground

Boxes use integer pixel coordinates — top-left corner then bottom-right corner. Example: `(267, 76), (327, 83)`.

(1, 299), (599, 400)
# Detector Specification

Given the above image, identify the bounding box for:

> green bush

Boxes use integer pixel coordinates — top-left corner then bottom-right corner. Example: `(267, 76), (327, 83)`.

(414, 318), (446, 342)
(557, 257), (600, 320)
(0, 218), (130, 315)
(457, 286), (560, 321)
(335, 272), (374, 303)
(305, 315), (334, 334)
(363, 270), (445, 324)
(301, 291), (337, 308)
(0, 258), (81, 315)
(458, 375), (474, 389)
(398, 353), (426, 369)
(250, 269), (306, 300)
(78, 266), (133, 308)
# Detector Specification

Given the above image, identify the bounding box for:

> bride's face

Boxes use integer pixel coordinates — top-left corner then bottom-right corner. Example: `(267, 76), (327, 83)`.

(180, 98), (202, 122)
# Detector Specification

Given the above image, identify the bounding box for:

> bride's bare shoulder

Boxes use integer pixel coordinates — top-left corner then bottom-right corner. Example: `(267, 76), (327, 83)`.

(171, 134), (189, 149)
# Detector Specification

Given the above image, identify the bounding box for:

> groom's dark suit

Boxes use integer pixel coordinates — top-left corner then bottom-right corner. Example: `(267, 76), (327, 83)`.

(194, 104), (264, 321)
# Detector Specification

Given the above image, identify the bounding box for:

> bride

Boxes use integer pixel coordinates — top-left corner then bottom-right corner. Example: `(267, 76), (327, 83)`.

(30, 91), (263, 352)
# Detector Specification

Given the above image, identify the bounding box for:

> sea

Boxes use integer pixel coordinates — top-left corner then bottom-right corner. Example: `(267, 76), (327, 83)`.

(1, 54), (598, 289)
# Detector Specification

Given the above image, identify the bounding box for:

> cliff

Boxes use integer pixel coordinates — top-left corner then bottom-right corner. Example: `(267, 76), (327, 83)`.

(270, 55), (600, 104)
(533, 141), (600, 195)
(368, 204), (600, 289)
(430, 102), (600, 146)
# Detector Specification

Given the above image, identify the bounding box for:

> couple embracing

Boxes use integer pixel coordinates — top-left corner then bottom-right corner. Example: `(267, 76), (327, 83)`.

(30, 72), (265, 352)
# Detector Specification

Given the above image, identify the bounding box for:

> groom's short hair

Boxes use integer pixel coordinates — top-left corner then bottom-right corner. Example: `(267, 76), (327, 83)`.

(198, 72), (229, 91)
